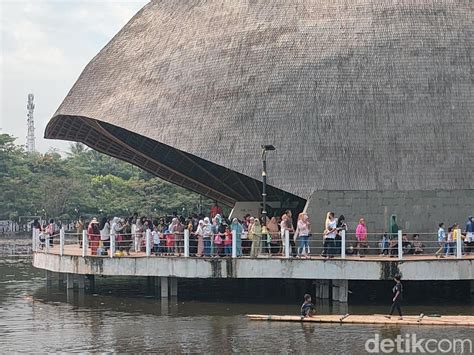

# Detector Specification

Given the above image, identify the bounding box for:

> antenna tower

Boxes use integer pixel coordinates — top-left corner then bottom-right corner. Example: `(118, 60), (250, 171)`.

(26, 93), (35, 153)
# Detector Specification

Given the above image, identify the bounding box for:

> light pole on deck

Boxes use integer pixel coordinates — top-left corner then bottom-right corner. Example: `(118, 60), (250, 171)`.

(261, 144), (276, 226)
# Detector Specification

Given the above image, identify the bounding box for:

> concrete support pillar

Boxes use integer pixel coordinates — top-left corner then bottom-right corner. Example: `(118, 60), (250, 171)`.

(154, 277), (161, 297)
(332, 280), (339, 302)
(88, 275), (95, 292)
(470, 280), (474, 298)
(338, 279), (348, 303)
(77, 275), (85, 289)
(45, 270), (53, 287)
(331, 279), (348, 303)
(58, 272), (64, 287)
(315, 281), (320, 299)
(322, 280), (330, 299)
(66, 273), (74, 289)
(161, 276), (169, 298)
(170, 277), (178, 297)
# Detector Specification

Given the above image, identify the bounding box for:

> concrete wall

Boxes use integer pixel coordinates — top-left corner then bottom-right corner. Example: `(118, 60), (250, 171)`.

(306, 189), (474, 234)
(33, 253), (473, 281)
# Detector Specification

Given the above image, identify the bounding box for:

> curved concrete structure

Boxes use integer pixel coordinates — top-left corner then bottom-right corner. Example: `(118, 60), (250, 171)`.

(33, 252), (473, 281)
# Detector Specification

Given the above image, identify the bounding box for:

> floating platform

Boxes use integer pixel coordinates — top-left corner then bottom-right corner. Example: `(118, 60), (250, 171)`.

(247, 314), (474, 327)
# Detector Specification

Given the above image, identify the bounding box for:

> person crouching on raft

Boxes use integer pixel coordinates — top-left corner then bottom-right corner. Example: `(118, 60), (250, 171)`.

(385, 274), (403, 320)
(301, 294), (316, 319)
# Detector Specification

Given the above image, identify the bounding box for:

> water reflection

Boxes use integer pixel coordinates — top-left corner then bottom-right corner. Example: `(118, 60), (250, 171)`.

(0, 261), (473, 353)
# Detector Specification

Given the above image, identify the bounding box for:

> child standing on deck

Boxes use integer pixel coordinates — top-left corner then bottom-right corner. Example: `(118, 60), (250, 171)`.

(224, 226), (233, 256)
(152, 221), (161, 256)
(300, 294), (316, 319)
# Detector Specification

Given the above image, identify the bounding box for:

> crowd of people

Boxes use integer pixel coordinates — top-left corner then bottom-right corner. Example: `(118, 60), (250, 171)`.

(34, 205), (474, 258)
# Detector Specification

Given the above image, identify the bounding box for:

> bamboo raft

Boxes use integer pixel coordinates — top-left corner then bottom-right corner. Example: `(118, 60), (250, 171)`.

(247, 314), (474, 327)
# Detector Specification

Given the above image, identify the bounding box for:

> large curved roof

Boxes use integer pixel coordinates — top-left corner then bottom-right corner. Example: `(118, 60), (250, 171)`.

(46, 0), (473, 205)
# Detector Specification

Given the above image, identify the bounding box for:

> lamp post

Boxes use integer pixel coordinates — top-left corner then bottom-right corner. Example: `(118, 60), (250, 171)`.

(261, 144), (276, 226)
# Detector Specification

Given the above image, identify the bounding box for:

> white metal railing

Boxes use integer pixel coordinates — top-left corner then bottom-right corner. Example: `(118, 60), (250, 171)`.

(33, 227), (471, 261)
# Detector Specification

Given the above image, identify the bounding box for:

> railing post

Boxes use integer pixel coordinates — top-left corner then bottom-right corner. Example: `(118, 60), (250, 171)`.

(285, 230), (290, 259)
(82, 230), (88, 257)
(32, 228), (36, 252)
(60, 227), (65, 256)
(232, 230), (237, 258)
(45, 231), (50, 254)
(456, 228), (462, 259)
(110, 234), (115, 258)
(398, 230), (403, 260)
(146, 229), (151, 257)
(341, 230), (346, 259)
(184, 229), (190, 257)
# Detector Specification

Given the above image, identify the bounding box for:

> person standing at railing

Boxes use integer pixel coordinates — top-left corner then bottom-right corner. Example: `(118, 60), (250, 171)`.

(174, 218), (185, 256)
(224, 226), (232, 256)
(196, 220), (205, 257)
(435, 223), (446, 258)
(250, 218), (262, 257)
(135, 217), (146, 253)
(335, 215), (347, 256)
(152, 220), (161, 256)
(452, 224), (461, 256)
(46, 219), (56, 248)
(465, 216), (474, 255)
(322, 212), (337, 259)
(280, 214), (292, 256)
(231, 218), (243, 257)
(99, 217), (110, 251)
(389, 215), (399, 256)
(122, 218), (133, 256)
(266, 217), (280, 255)
(445, 225), (455, 257)
(355, 218), (368, 257)
(297, 212), (311, 258)
(87, 218), (100, 256)
(203, 217), (212, 256)
(75, 216), (85, 248)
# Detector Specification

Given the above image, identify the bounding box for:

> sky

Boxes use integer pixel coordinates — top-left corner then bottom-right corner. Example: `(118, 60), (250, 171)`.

(0, 0), (149, 153)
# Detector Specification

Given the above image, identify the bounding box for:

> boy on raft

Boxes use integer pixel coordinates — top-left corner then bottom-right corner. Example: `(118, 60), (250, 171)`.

(300, 294), (316, 319)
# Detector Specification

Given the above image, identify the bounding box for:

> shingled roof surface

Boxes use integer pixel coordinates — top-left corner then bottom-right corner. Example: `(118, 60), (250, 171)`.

(46, 0), (473, 202)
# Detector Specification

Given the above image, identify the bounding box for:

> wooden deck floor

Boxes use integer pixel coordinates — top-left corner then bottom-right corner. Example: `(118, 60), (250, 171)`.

(39, 244), (474, 262)
(247, 314), (474, 326)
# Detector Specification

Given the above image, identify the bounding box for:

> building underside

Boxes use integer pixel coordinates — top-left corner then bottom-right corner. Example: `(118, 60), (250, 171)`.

(46, 115), (305, 210)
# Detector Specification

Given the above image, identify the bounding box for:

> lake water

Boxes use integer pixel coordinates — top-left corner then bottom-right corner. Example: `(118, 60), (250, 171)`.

(0, 260), (472, 353)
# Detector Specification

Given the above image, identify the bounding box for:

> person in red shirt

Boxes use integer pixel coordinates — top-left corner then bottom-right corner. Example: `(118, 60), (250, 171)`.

(224, 226), (233, 256)
(210, 201), (222, 218)
(87, 218), (101, 255)
(165, 230), (174, 255)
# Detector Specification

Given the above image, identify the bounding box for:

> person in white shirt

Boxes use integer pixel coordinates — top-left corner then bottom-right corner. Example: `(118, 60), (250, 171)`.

(152, 220), (161, 255)
(297, 212), (311, 257)
(99, 217), (111, 250)
(322, 212), (337, 259)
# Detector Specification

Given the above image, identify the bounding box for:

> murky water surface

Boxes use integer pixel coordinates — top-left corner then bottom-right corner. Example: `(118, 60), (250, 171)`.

(0, 260), (472, 353)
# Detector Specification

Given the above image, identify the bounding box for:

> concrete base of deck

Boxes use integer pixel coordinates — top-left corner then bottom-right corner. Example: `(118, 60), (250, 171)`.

(33, 249), (474, 281)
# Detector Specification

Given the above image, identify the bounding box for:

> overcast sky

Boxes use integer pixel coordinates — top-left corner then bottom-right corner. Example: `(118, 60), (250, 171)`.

(0, 0), (148, 153)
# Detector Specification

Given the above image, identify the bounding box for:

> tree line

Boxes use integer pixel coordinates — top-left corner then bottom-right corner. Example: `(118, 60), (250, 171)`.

(0, 134), (211, 223)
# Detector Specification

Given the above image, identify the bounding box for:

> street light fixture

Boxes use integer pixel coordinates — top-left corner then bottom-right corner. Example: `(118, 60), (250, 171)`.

(261, 144), (276, 226)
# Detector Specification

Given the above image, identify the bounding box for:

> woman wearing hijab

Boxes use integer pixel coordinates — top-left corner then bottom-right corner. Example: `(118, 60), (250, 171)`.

(250, 218), (262, 257)
(231, 218), (243, 256)
(87, 217), (101, 256)
(196, 220), (205, 257)
(266, 217), (280, 255)
(203, 217), (213, 256)
(99, 217), (110, 251)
